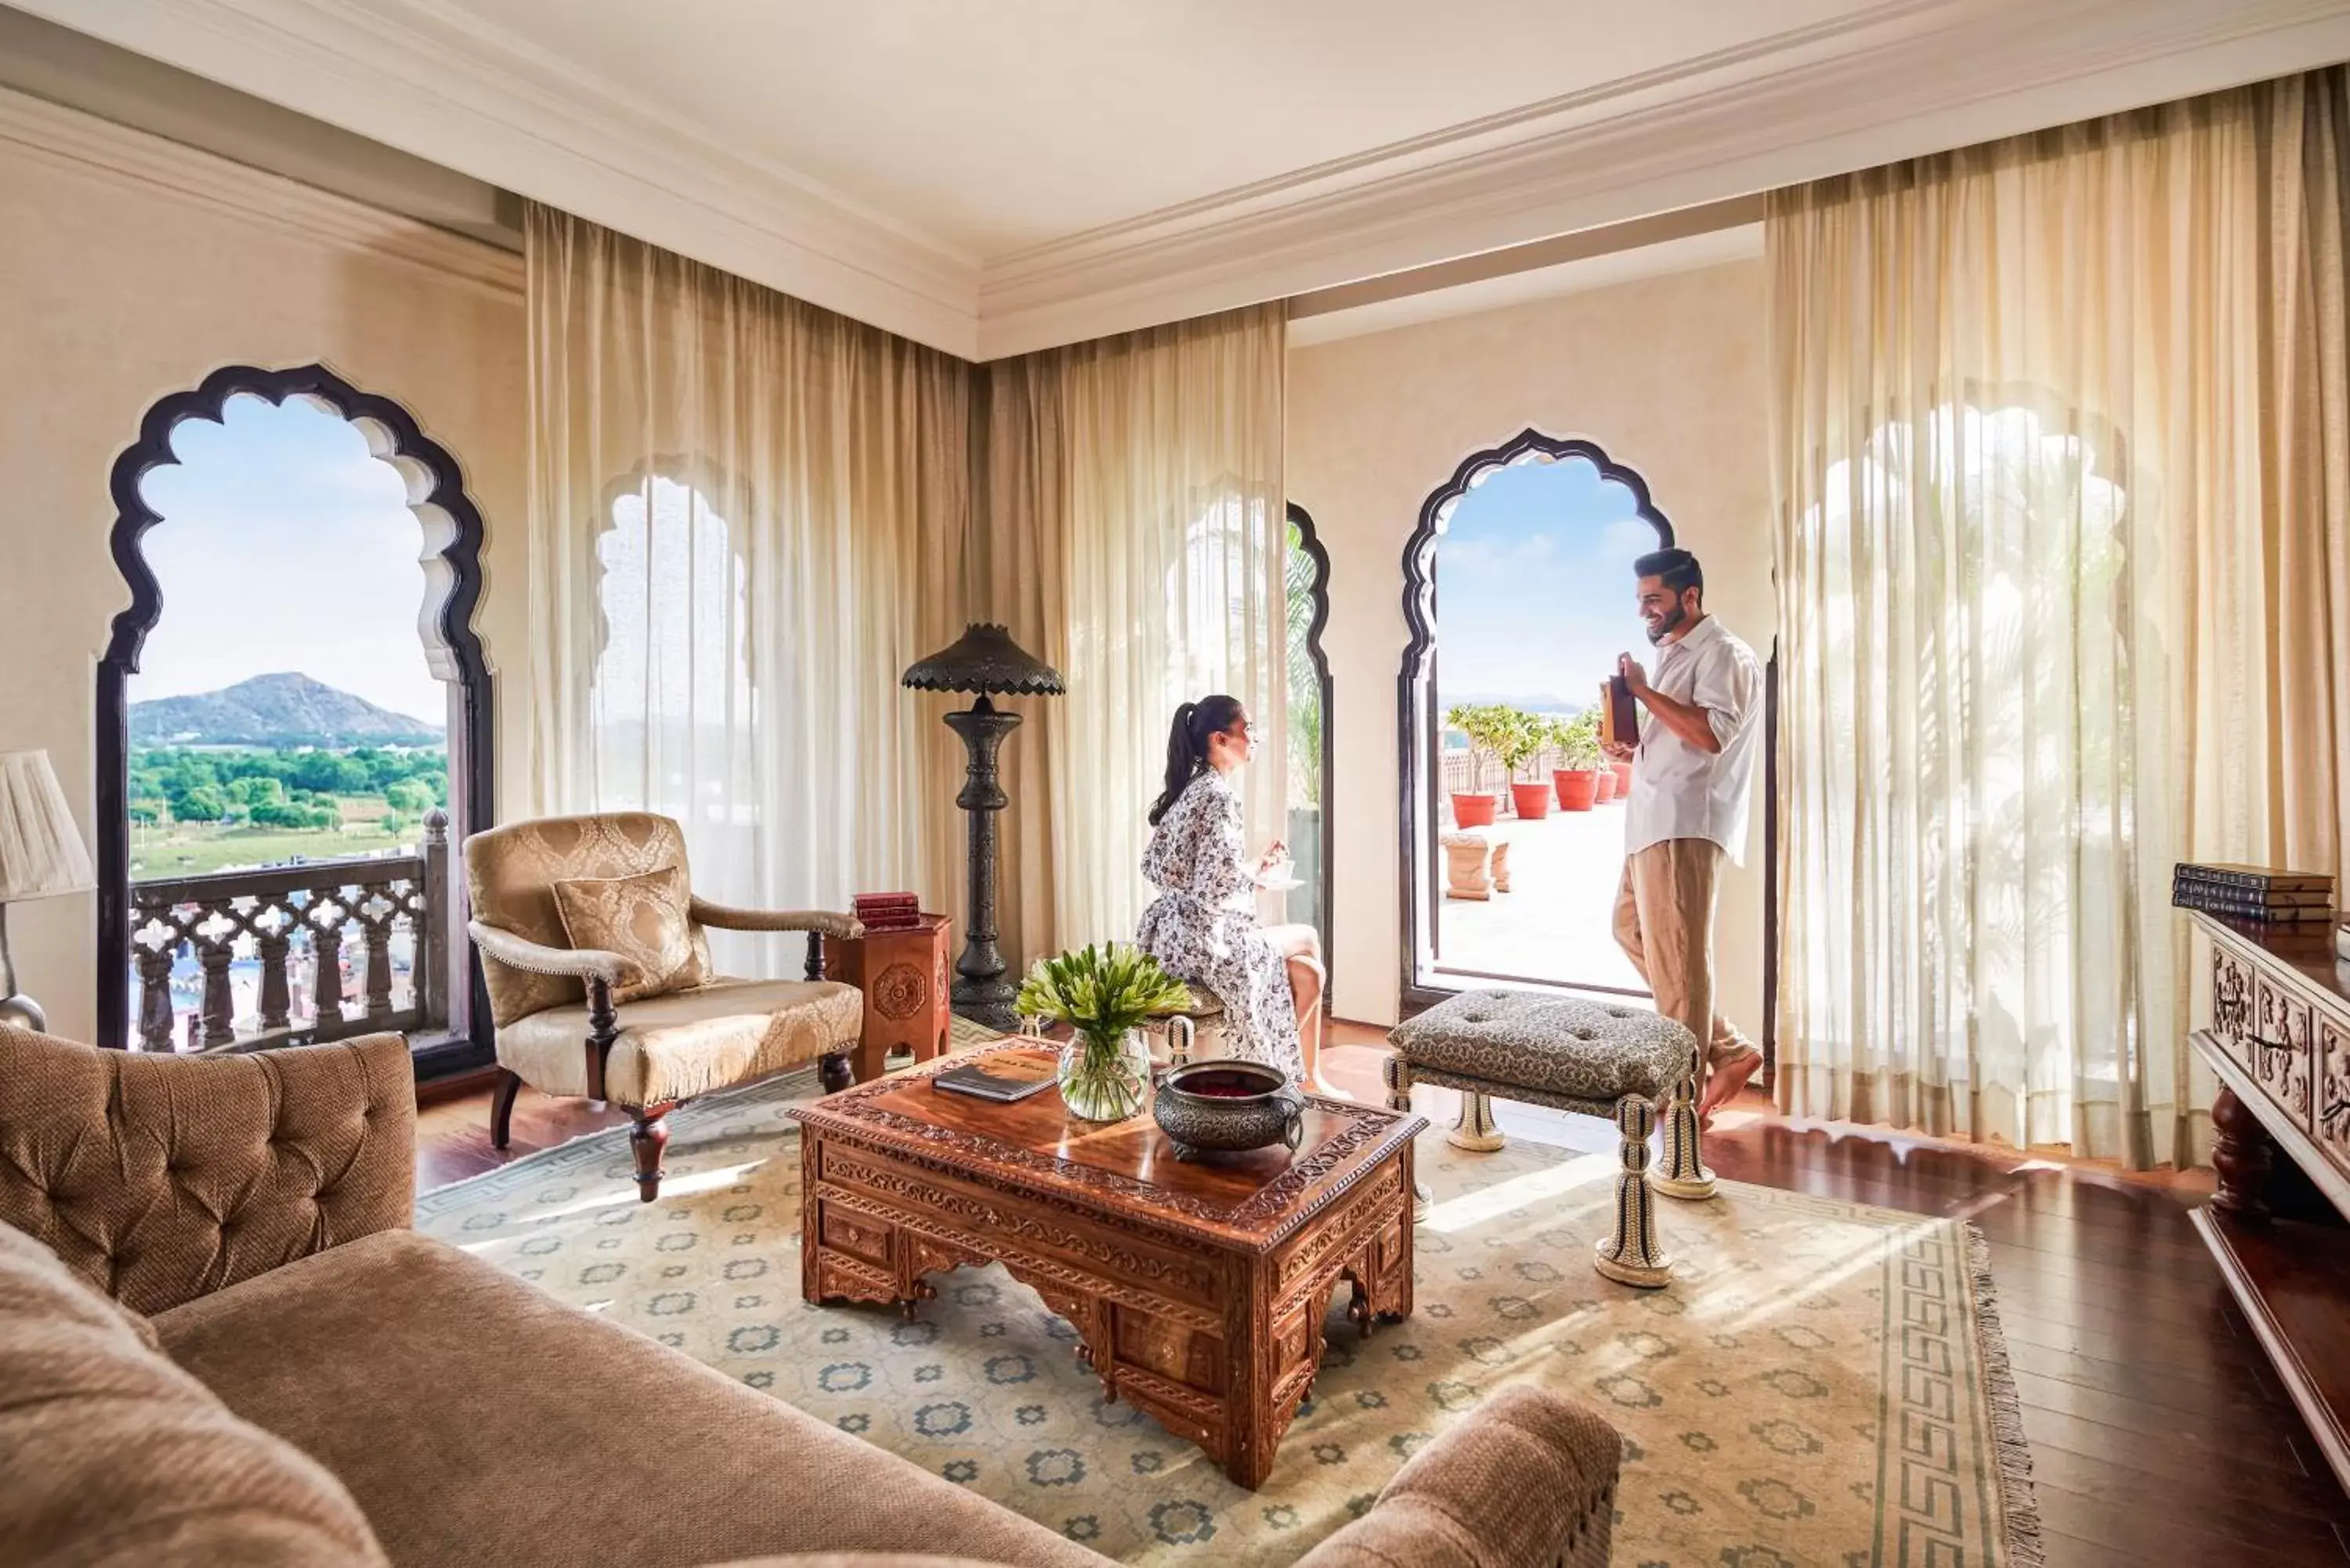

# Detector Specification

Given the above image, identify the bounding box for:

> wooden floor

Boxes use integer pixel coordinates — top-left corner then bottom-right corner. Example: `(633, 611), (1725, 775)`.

(418, 1021), (2350, 1566)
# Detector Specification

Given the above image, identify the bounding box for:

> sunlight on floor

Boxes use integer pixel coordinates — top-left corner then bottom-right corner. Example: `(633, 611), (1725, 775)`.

(1420, 1151), (1616, 1233)
(453, 1157), (772, 1242)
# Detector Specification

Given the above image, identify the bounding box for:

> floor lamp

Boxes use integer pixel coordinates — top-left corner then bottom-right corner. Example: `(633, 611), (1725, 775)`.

(902, 623), (1064, 1031)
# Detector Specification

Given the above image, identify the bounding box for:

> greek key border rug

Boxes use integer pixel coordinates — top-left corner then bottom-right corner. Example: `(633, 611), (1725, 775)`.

(419, 1053), (2041, 1568)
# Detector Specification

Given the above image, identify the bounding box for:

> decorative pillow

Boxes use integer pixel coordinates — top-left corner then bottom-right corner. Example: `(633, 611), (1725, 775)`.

(551, 863), (708, 1004)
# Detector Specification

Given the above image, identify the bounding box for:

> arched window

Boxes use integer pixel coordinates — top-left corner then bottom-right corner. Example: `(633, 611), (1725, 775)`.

(591, 469), (754, 822)
(99, 367), (493, 1066)
(1397, 432), (1670, 1010)
(1782, 394), (2131, 1142)
(1284, 502), (1333, 961)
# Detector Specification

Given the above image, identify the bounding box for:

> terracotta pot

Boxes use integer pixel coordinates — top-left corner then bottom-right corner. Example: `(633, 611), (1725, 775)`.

(1551, 769), (1597, 811)
(1593, 768), (1617, 804)
(1611, 762), (1634, 797)
(1450, 792), (1498, 828)
(1509, 782), (1553, 820)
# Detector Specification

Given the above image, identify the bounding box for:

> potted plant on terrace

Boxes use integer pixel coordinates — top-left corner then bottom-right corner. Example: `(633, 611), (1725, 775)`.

(1498, 709), (1552, 820)
(1441, 703), (1511, 828)
(1550, 709), (1603, 811)
(1014, 942), (1193, 1122)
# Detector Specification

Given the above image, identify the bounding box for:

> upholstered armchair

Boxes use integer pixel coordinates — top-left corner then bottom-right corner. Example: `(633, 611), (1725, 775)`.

(464, 812), (863, 1201)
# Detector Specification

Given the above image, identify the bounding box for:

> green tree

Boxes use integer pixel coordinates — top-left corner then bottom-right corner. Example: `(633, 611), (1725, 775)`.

(179, 784), (228, 822)
(227, 775), (285, 808)
(383, 779), (434, 815)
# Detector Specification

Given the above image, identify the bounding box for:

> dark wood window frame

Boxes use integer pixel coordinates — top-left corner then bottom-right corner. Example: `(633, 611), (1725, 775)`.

(1285, 500), (1336, 985)
(1394, 430), (1676, 1017)
(96, 363), (495, 1077)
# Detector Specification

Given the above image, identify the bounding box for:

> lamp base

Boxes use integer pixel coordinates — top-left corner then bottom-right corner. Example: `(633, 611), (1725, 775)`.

(951, 977), (1021, 1035)
(0, 992), (49, 1035)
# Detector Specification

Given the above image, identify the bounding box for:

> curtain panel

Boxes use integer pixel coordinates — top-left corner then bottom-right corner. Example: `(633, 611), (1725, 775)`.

(522, 204), (971, 975)
(1767, 68), (2349, 1167)
(977, 305), (1289, 967)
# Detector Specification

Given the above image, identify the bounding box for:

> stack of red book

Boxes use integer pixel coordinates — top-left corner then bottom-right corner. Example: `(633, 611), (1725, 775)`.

(852, 892), (924, 932)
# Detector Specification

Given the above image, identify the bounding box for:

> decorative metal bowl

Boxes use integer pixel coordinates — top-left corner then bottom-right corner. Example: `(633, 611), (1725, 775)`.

(1152, 1060), (1306, 1161)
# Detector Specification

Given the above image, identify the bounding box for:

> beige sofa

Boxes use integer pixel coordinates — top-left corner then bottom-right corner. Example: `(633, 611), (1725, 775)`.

(0, 1026), (1621, 1567)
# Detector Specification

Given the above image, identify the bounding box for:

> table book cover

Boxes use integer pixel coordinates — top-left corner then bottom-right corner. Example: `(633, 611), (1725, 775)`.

(933, 1053), (1058, 1103)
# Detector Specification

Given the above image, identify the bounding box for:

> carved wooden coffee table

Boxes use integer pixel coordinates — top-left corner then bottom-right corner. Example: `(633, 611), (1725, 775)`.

(790, 1043), (1426, 1488)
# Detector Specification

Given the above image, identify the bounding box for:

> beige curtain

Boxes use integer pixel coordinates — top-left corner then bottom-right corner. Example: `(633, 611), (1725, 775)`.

(1769, 68), (2349, 1166)
(522, 204), (970, 974)
(977, 305), (1289, 966)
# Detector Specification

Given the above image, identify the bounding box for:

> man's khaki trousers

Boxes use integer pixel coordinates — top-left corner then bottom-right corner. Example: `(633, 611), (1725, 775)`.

(1611, 838), (1758, 1071)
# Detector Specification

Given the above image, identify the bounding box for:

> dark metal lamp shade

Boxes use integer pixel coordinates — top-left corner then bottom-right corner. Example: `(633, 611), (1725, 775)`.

(901, 623), (1064, 696)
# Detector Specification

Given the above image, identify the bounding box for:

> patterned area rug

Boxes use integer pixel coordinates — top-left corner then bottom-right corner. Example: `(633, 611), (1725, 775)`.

(418, 1051), (2038, 1568)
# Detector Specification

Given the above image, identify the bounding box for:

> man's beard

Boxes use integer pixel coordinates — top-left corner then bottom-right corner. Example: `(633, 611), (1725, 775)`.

(1644, 602), (1687, 645)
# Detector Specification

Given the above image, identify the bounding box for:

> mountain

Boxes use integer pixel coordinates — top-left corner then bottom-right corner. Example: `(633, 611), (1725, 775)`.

(1440, 690), (1591, 714)
(130, 674), (440, 748)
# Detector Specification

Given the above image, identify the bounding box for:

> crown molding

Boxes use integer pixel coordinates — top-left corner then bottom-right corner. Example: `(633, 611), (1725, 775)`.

(0, 82), (522, 300)
(975, 0), (2350, 356)
(20, 0), (2350, 362)
(12, 0), (985, 357)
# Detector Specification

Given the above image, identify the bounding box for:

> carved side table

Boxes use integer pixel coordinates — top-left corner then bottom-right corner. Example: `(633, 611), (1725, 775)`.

(824, 913), (954, 1082)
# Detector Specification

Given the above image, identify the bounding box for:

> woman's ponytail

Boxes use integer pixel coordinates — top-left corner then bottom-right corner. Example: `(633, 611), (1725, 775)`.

(1148, 695), (1243, 825)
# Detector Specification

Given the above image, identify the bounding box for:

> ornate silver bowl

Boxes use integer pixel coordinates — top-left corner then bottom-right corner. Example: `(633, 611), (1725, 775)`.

(1152, 1060), (1306, 1161)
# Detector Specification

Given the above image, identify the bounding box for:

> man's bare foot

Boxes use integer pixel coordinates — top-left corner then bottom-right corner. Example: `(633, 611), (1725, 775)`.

(1697, 1050), (1763, 1129)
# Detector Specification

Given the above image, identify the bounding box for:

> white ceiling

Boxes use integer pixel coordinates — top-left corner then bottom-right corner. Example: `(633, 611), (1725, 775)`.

(437, 0), (1858, 258)
(24, 0), (2350, 358)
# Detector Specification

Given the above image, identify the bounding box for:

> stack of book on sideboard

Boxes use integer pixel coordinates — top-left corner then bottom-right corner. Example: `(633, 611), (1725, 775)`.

(851, 891), (925, 932)
(2171, 862), (2335, 923)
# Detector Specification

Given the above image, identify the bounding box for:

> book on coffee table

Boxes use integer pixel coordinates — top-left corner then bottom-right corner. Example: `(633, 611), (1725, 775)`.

(933, 1053), (1059, 1103)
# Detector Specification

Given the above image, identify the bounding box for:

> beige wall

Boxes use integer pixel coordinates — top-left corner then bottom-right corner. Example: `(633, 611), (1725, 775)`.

(0, 89), (529, 1043)
(1287, 258), (1775, 1027)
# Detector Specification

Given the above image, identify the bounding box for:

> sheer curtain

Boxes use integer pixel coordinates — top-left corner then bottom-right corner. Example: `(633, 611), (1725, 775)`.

(523, 204), (970, 974)
(976, 305), (1289, 964)
(1769, 69), (2350, 1166)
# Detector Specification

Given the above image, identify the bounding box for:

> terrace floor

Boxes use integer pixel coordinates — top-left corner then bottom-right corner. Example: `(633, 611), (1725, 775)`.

(1433, 793), (1647, 996)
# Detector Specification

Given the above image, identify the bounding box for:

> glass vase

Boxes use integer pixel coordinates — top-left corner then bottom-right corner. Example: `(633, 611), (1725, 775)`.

(1057, 1028), (1152, 1122)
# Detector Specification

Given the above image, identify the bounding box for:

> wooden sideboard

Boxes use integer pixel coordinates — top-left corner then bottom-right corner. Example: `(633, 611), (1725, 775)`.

(2187, 910), (2350, 1495)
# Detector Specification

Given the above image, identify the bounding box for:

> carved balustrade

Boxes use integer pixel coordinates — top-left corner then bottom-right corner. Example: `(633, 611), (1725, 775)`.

(127, 811), (450, 1052)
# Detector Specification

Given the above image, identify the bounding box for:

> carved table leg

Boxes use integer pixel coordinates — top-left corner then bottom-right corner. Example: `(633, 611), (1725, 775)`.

(2211, 1083), (2274, 1226)
(1384, 1052), (1431, 1223)
(1593, 1095), (1672, 1288)
(1653, 1053), (1717, 1201)
(1448, 1089), (1508, 1152)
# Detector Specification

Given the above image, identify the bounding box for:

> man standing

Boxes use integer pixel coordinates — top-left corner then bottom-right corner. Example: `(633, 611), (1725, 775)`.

(1604, 547), (1765, 1125)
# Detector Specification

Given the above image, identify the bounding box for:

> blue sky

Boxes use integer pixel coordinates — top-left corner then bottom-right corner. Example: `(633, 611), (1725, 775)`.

(1435, 456), (1661, 710)
(133, 395), (444, 724)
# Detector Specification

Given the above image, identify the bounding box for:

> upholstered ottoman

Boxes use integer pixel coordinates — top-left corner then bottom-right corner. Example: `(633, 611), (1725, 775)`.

(1386, 989), (1713, 1288)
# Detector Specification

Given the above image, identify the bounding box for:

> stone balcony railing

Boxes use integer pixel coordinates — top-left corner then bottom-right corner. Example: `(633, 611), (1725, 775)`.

(128, 811), (450, 1053)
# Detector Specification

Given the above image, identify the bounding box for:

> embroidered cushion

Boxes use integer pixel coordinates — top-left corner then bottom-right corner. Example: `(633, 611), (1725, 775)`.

(551, 862), (709, 1003)
(1390, 989), (1695, 1103)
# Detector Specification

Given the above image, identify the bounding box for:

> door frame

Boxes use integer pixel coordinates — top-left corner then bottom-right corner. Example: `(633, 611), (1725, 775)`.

(1393, 429), (1674, 1016)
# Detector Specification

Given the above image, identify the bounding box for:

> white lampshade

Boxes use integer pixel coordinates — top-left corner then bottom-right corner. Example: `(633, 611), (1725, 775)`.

(0, 750), (95, 901)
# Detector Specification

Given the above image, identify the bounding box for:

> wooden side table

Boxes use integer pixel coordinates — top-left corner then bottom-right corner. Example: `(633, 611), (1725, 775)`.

(824, 913), (954, 1082)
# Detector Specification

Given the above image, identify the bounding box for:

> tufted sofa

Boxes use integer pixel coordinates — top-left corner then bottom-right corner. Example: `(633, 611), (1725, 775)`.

(0, 1024), (1624, 1567)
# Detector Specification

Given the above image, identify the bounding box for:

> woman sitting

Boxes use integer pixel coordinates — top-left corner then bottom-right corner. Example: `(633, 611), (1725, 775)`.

(1136, 695), (1335, 1096)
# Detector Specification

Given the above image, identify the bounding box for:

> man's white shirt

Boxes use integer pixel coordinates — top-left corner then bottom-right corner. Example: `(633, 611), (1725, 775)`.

(1624, 614), (1764, 864)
